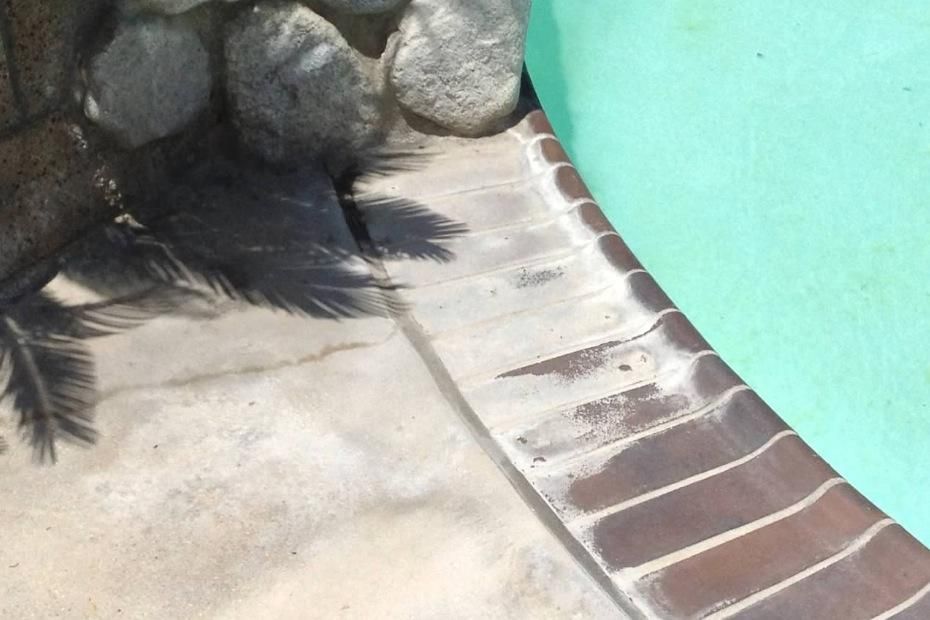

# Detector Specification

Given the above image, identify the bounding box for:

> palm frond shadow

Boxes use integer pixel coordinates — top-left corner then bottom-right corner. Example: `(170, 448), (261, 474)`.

(345, 146), (436, 179)
(67, 166), (405, 321)
(0, 287), (184, 462)
(347, 147), (471, 263)
(2, 155), (469, 462)
(357, 194), (470, 262)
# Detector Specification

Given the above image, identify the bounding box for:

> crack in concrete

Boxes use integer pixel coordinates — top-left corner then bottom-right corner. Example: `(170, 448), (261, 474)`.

(338, 171), (645, 620)
(94, 328), (397, 404)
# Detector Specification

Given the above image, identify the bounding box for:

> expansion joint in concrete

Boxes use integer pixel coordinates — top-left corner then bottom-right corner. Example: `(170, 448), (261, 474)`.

(335, 173), (645, 620)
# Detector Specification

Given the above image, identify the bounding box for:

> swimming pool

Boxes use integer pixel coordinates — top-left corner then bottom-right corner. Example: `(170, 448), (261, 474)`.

(527, 1), (930, 545)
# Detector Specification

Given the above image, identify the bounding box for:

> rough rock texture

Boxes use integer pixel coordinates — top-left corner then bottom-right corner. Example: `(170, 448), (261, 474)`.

(391, 0), (531, 136)
(225, 1), (384, 166)
(0, 116), (122, 281)
(123, 0), (244, 15)
(316, 0), (407, 15)
(0, 34), (18, 129)
(2, 0), (91, 116)
(84, 17), (211, 148)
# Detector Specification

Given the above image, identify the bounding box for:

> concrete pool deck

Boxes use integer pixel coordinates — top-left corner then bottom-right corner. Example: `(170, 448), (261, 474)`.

(2, 108), (930, 618)
(0, 154), (618, 618)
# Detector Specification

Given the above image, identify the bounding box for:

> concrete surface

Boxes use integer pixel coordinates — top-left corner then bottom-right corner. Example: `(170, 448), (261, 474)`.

(0, 176), (620, 618)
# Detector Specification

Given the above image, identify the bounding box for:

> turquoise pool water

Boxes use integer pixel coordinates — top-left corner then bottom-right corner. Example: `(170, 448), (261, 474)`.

(527, 1), (930, 544)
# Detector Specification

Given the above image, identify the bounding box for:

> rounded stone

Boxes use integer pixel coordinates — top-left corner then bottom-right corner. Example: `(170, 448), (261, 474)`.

(315, 0), (407, 14)
(225, 1), (385, 165)
(123, 0), (244, 15)
(390, 0), (531, 136)
(83, 18), (211, 148)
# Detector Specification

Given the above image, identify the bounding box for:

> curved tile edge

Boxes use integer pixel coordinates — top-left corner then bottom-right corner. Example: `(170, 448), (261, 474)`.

(521, 107), (930, 619)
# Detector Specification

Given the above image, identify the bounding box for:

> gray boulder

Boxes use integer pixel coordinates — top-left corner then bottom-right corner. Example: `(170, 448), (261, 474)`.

(315, 0), (407, 14)
(390, 0), (531, 136)
(225, 1), (385, 166)
(123, 0), (244, 15)
(83, 18), (211, 148)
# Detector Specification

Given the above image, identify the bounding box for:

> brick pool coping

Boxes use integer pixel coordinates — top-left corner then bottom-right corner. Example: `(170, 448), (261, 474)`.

(358, 108), (930, 618)
(525, 110), (930, 618)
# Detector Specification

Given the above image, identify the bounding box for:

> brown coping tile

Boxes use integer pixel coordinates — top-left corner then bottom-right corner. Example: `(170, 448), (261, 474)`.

(567, 389), (788, 514)
(468, 314), (713, 426)
(568, 379), (688, 433)
(642, 483), (886, 618)
(890, 591), (930, 619)
(406, 248), (622, 336)
(496, 332), (656, 381)
(365, 184), (548, 237)
(556, 165), (597, 203)
(538, 136), (570, 165)
(731, 525), (930, 620)
(517, 107), (930, 618)
(578, 202), (616, 235)
(590, 435), (836, 570)
(597, 235), (643, 272)
(497, 312), (697, 382)
(377, 214), (595, 287)
(573, 382), (689, 435)
(629, 271), (678, 316)
(658, 310), (712, 352)
(526, 109), (555, 135)
(505, 354), (743, 461)
(691, 352), (744, 396)
(572, 355), (741, 435)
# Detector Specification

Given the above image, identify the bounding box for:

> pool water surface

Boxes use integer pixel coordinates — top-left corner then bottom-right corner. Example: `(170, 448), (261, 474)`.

(527, 0), (930, 544)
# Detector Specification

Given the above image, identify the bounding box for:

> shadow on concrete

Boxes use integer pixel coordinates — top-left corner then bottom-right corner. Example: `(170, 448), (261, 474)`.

(0, 153), (468, 463)
(354, 194), (469, 262)
(0, 286), (184, 461)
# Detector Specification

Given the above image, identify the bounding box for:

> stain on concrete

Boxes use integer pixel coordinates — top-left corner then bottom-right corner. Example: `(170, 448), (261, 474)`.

(516, 266), (565, 288)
